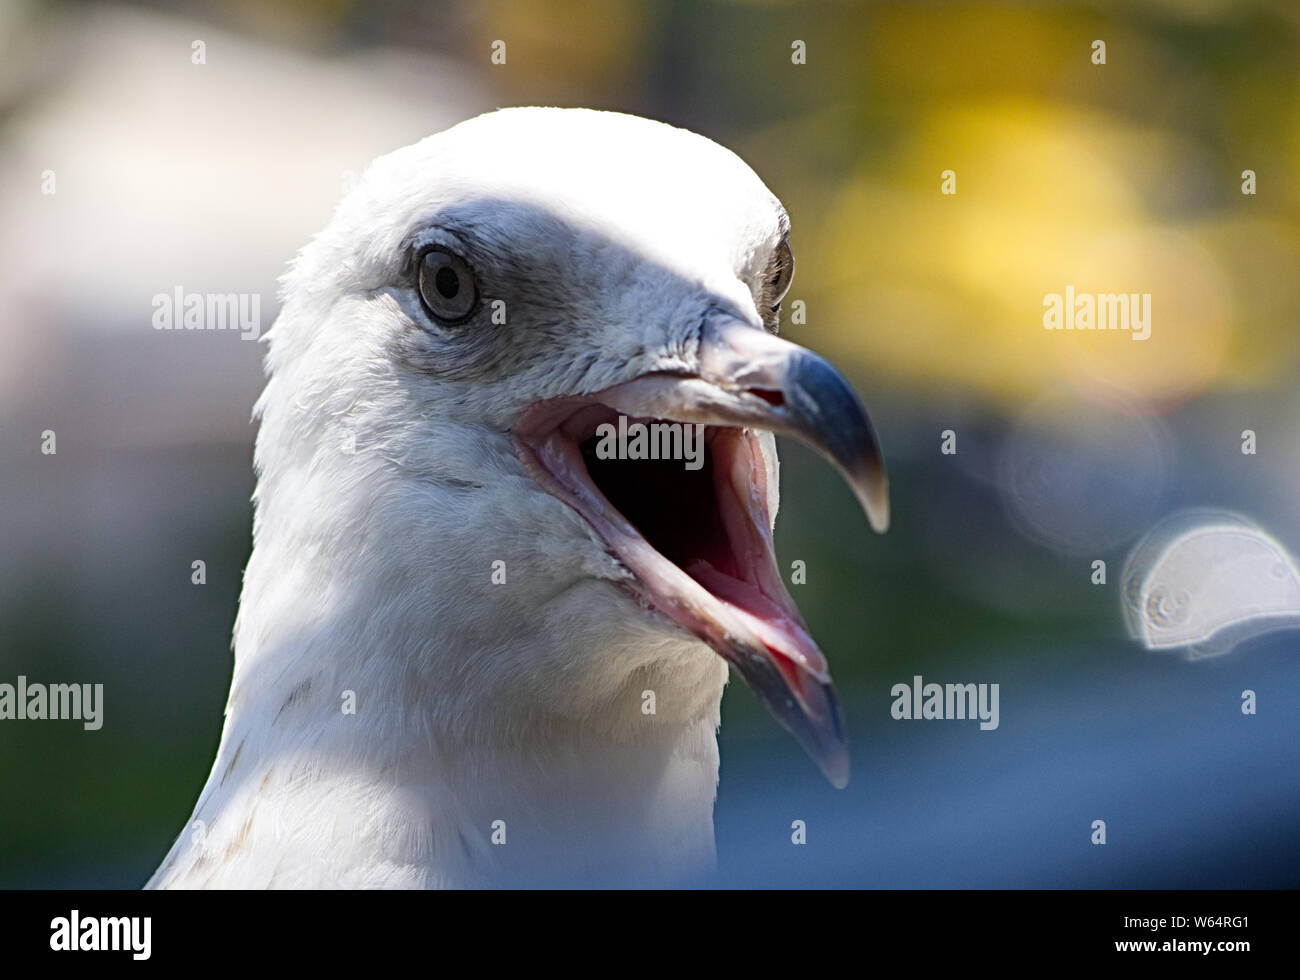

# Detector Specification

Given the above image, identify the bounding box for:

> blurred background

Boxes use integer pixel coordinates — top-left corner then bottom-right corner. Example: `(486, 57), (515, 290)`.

(2, 0), (1298, 887)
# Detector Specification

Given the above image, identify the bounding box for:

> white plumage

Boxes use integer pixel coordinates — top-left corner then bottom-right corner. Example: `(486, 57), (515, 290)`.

(149, 108), (886, 889)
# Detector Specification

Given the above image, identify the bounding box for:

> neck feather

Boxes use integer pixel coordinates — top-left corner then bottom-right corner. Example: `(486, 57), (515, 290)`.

(151, 545), (727, 888)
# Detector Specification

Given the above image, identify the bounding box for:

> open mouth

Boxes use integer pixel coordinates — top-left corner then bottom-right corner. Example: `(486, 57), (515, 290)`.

(581, 420), (830, 687)
(513, 315), (888, 787)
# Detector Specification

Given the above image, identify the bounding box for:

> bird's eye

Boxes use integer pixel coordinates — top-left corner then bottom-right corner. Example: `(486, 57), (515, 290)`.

(417, 247), (478, 324)
(768, 239), (794, 309)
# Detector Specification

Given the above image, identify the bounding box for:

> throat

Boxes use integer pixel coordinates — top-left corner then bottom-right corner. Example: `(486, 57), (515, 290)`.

(153, 462), (733, 887)
(156, 631), (727, 888)
(431, 720), (725, 886)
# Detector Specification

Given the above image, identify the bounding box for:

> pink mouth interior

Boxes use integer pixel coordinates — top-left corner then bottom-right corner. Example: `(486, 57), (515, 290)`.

(515, 402), (829, 690)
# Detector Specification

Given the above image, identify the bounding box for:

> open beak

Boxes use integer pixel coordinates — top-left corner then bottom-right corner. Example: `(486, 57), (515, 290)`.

(513, 312), (888, 787)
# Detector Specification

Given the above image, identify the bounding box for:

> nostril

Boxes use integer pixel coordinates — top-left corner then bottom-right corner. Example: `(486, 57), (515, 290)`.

(749, 388), (785, 408)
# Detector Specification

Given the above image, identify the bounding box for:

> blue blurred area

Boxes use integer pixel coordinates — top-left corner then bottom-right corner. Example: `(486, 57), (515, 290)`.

(715, 632), (1300, 888)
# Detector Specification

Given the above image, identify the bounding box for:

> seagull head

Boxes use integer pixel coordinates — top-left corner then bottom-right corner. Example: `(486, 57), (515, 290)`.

(255, 107), (887, 788)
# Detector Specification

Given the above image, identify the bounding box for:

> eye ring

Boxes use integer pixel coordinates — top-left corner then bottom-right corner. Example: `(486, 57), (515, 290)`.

(768, 239), (794, 310)
(416, 247), (478, 324)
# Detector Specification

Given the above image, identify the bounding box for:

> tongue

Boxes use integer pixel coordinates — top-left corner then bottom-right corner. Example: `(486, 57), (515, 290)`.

(685, 560), (830, 681)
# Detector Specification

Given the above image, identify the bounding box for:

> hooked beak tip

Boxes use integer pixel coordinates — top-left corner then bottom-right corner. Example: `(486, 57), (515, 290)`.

(780, 344), (890, 536)
(859, 465), (890, 534)
(823, 749), (851, 790)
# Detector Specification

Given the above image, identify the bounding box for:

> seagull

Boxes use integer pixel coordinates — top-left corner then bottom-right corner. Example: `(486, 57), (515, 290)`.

(148, 107), (888, 889)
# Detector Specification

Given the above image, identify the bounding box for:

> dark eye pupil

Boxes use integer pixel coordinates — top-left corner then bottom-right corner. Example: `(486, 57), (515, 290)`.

(435, 266), (459, 299)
